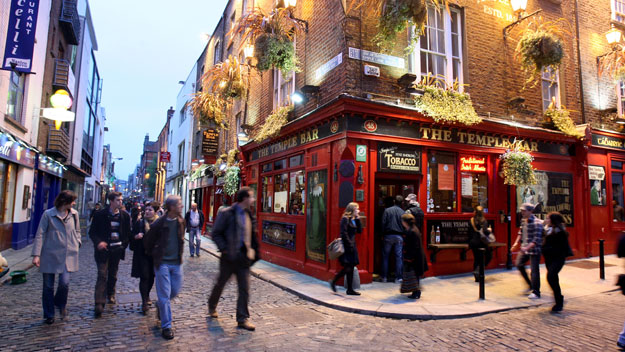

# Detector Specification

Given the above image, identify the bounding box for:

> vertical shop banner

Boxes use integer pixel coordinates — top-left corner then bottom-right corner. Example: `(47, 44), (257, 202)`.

(516, 171), (574, 226)
(306, 170), (327, 262)
(2, 0), (41, 73)
(438, 164), (454, 190)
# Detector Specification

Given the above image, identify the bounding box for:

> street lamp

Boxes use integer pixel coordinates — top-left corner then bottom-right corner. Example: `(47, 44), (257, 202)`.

(606, 25), (622, 47)
(243, 44), (254, 60)
(510, 0), (527, 13)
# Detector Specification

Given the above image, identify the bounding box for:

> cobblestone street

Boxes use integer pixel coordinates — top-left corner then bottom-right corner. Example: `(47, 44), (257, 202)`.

(1, 239), (624, 352)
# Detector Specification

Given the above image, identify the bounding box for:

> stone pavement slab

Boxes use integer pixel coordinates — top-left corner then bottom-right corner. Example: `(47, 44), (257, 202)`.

(192, 234), (624, 320)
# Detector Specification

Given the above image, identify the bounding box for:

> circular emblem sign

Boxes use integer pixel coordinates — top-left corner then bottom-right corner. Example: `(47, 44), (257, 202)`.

(330, 120), (339, 133)
(356, 145), (367, 158)
(364, 120), (378, 133)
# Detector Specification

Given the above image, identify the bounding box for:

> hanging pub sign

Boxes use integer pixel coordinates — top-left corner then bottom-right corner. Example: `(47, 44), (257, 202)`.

(202, 128), (219, 156)
(460, 155), (487, 172)
(377, 143), (421, 174)
(2, 0), (41, 73)
(160, 151), (171, 163)
(516, 171), (574, 226)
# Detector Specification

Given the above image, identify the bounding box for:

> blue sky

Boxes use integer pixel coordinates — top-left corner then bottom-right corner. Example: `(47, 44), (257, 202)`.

(89, 0), (226, 179)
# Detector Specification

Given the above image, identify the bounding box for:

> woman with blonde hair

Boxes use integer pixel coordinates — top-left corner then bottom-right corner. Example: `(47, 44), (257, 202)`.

(329, 202), (362, 295)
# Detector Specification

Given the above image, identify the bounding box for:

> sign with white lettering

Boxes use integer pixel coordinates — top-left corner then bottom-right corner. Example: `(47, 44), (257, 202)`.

(516, 171), (574, 226)
(588, 166), (605, 181)
(348, 47), (405, 69)
(0, 131), (36, 168)
(378, 143), (421, 174)
(315, 53), (342, 80)
(2, 0), (41, 73)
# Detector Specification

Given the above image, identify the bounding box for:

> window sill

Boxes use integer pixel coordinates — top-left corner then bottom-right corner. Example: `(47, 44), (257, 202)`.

(3, 114), (27, 134)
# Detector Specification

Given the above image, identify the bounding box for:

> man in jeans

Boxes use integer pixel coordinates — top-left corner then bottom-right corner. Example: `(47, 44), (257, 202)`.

(185, 202), (204, 257)
(514, 203), (543, 299)
(89, 192), (131, 317)
(381, 195), (405, 283)
(144, 195), (185, 340)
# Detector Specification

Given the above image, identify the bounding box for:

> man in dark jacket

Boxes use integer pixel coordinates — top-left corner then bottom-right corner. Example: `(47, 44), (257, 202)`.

(404, 194), (424, 234)
(184, 202), (205, 257)
(381, 195), (405, 283)
(89, 192), (131, 317)
(208, 187), (259, 331)
(144, 195), (185, 340)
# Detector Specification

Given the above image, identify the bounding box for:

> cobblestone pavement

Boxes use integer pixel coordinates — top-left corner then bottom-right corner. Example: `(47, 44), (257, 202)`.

(1, 239), (624, 352)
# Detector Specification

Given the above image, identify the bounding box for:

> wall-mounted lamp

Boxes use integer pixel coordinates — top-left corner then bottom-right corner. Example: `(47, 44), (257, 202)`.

(292, 85), (320, 105)
(606, 24), (622, 48)
(243, 44), (254, 60)
(510, 0), (527, 14)
(503, 3), (542, 39)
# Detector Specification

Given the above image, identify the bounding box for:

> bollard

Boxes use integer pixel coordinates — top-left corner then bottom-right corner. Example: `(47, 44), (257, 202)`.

(478, 248), (486, 300)
(599, 239), (605, 280)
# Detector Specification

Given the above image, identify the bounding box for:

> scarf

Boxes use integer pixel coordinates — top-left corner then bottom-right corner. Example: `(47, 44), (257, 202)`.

(144, 215), (158, 233)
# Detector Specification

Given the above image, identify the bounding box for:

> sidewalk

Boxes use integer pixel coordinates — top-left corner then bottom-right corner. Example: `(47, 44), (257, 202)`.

(0, 245), (35, 285)
(191, 234), (624, 320)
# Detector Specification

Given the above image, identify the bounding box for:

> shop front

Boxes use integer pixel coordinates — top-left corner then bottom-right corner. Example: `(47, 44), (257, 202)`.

(30, 154), (64, 245)
(241, 96), (584, 283)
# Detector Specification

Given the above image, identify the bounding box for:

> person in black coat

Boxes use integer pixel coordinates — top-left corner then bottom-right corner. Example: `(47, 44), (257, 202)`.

(130, 201), (159, 314)
(329, 202), (362, 296)
(468, 206), (493, 282)
(542, 212), (573, 312)
(400, 214), (428, 299)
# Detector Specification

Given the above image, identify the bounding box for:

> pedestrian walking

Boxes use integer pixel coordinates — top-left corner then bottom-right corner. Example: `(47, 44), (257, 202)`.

(542, 212), (573, 312)
(382, 195), (405, 283)
(31, 190), (81, 324)
(404, 194), (424, 234)
(208, 187), (259, 331)
(130, 201), (160, 314)
(89, 191), (131, 317)
(616, 231), (625, 349)
(185, 202), (204, 257)
(468, 206), (493, 282)
(329, 202), (362, 296)
(400, 213), (428, 299)
(144, 195), (185, 340)
(512, 203), (543, 299)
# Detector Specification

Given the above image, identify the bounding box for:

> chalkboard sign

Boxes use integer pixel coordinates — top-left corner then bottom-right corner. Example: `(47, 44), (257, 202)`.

(426, 219), (495, 245)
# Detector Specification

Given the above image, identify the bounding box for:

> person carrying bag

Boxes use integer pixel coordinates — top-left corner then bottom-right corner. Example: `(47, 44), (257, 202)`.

(329, 203), (362, 295)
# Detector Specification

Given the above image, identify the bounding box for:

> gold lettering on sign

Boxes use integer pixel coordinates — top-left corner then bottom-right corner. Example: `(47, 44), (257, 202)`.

(597, 137), (623, 148)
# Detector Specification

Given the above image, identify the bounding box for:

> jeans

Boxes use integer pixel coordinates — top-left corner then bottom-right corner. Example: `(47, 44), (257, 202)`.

(619, 320), (625, 345)
(332, 265), (354, 291)
(516, 252), (541, 295)
(208, 256), (250, 323)
(382, 234), (403, 280)
(155, 263), (183, 329)
(545, 257), (564, 302)
(188, 228), (201, 256)
(94, 246), (124, 305)
(42, 269), (70, 319)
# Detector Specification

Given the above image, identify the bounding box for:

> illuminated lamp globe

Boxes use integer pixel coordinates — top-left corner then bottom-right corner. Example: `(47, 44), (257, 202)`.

(50, 89), (72, 109)
(43, 89), (75, 130)
(285, 0), (297, 7)
(243, 44), (254, 59)
(606, 25), (622, 45)
(510, 0), (527, 12)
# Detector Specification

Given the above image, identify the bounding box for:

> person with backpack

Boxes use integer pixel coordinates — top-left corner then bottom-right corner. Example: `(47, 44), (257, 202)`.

(31, 190), (81, 324)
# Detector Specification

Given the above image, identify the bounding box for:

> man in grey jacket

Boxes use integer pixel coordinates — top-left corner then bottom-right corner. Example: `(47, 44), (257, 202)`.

(32, 190), (80, 324)
(381, 195), (406, 283)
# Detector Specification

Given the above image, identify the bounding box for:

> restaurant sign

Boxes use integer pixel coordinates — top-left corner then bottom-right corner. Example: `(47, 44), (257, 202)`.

(591, 133), (625, 150)
(0, 131), (35, 168)
(202, 128), (219, 156)
(37, 155), (63, 178)
(378, 143), (421, 173)
(460, 155), (486, 173)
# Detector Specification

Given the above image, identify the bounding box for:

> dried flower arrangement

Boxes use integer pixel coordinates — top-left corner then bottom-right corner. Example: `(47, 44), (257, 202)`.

(413, 75), (481, 126)
(253, 106), (293, 143)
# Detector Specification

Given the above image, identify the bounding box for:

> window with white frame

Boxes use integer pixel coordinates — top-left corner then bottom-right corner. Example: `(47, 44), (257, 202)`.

(617, 81), (625, 117)
(214, 40), (221, 65)
(613, 0), (625, 26)
(178, 141), (185, 172)
(411, 6), (463, 88)
(180, 105), (186, 125)
(274, 69), (295, 108)
(541, 68), (560, 111)
(6, 71), (25, 123)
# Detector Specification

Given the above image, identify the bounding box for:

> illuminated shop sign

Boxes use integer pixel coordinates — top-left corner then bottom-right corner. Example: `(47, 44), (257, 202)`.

(460, 156), (486, 173)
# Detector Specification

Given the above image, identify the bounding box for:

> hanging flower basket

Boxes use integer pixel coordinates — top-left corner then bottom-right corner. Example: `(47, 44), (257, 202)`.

(414, 84), (481, 126)
(253, 106), (293, 142)
(255, 33), (299, 76)
(543, 104), (583, 139)
(224, 167), (240, 196)
(499, 148), (537, 186)
(226, 148), (239, 167)
(190, 92), (228, 129)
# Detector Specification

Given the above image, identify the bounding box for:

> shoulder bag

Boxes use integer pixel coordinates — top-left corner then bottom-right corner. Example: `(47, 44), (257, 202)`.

(327, 237), (344, 260)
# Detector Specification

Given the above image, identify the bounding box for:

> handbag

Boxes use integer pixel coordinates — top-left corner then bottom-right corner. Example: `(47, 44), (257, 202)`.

(327, 237), (344, 260)
(479, 229), (495, 245)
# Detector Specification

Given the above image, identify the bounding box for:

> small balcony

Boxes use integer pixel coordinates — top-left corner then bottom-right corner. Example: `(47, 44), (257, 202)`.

(52, 59), (75, 97)
(47, 126), (70, 162)
(59, 0), (80, 45)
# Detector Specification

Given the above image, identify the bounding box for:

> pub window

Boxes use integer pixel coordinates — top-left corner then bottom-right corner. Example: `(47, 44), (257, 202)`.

(541, 68), (560, 112)
(411, 6), (463, 88)
(274, 173), (288, 213)
(612, 160), (625, 222)
(459, 155), (488, 213)
(289, 170), (305, 215)
(274, 159), (287, 171)
(427, 151), (456, 213)
(618, 81), (625, 117)
(262, 163), (273, 173)
(289, 154), (303, 167)
(261, 176), (273, 213)
(613, 0), (625, 26)
(6, 71), (25, 124)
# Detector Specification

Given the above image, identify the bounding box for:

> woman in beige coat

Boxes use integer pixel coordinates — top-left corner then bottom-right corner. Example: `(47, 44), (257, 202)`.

(31, 190), (80, 324)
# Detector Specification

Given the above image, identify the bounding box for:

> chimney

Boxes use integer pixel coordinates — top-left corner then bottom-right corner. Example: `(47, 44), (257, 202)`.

(167, 106), (175, 122)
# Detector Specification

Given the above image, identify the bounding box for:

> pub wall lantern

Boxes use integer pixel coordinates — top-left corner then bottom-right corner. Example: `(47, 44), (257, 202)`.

(510, 0), (527, 13)
(606, 24), (622, 47)
(42, 89), (75, 130)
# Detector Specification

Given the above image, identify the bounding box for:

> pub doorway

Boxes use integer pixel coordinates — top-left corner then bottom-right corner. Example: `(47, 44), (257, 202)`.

(373, 175), (420, 280)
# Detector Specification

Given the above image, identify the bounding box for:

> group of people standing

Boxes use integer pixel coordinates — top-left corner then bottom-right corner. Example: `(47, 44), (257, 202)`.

(30, 187), (260, 340)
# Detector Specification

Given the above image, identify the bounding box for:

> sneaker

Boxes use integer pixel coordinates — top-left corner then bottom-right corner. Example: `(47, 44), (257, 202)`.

(60, 307), (68, 320)
(346, 290), (361, 296)
(408, 291), (421, 299)
(190, 254), (194, 257)
(161, 328), (174, 340)
(107, 295), (116, 304)
(395, 278), (403, 284)
(237, 320), (256, 331)
(208, 309), (218, 318)
(528, 293), (541, 299)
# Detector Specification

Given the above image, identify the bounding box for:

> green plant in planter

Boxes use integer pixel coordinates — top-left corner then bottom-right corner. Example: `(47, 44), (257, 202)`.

(224, 166), (240, 196)
(254, 106), (293, 143)
(255, 33), (300, 76)
(543, 103), (583, 139)
(413, 82), (481, 126)
(226, 148), (239, 167)
(499, 148), (537, 186)
(515, 19), (568, 88)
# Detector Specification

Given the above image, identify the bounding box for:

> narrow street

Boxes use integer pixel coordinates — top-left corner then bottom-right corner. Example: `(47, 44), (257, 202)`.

(1, 240), (623, 352)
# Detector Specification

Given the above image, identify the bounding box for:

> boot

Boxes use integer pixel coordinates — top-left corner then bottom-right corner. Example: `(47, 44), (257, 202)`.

(552, 295), (563, 312)
(409, 290), (421, 299)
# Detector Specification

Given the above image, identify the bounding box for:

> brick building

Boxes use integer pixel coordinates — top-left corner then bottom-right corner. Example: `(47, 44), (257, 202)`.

(190, 0), (625, 282)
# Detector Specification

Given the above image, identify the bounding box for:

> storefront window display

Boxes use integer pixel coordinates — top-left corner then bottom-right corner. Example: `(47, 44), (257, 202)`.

(261, 176), (272, 213)
(611, 161), (625, 222)
(427, 151), (456, 213)
(306, 170), (327, 262)
(0, 161), (17, 223)
(459, 155), (488, 213)
(274, 173), (288, 213)
(289, 171), (305, 215)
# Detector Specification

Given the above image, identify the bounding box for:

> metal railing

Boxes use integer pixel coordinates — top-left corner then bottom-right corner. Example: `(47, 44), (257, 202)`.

(59, 0), (80, 45)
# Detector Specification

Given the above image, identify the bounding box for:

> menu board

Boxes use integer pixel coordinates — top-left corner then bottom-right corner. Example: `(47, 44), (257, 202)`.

(516, 171), (574, 226)
(202, 128), (219, 156)
(426, 219), (495, 245)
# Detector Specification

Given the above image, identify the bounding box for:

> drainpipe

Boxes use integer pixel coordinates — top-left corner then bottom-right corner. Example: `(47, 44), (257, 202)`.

(574, 0), (587, 124)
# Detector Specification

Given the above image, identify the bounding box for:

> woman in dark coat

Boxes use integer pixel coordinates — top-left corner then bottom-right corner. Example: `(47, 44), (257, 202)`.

(329, 202), (362, 295)
(130, 201), (159, 313)
(468, 206), (493, 282)
(400, 214), (428, 299)
(542, 211), (572, 312)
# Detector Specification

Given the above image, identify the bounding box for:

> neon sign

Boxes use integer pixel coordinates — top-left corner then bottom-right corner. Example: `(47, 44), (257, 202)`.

(460, 156), (486, 173)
